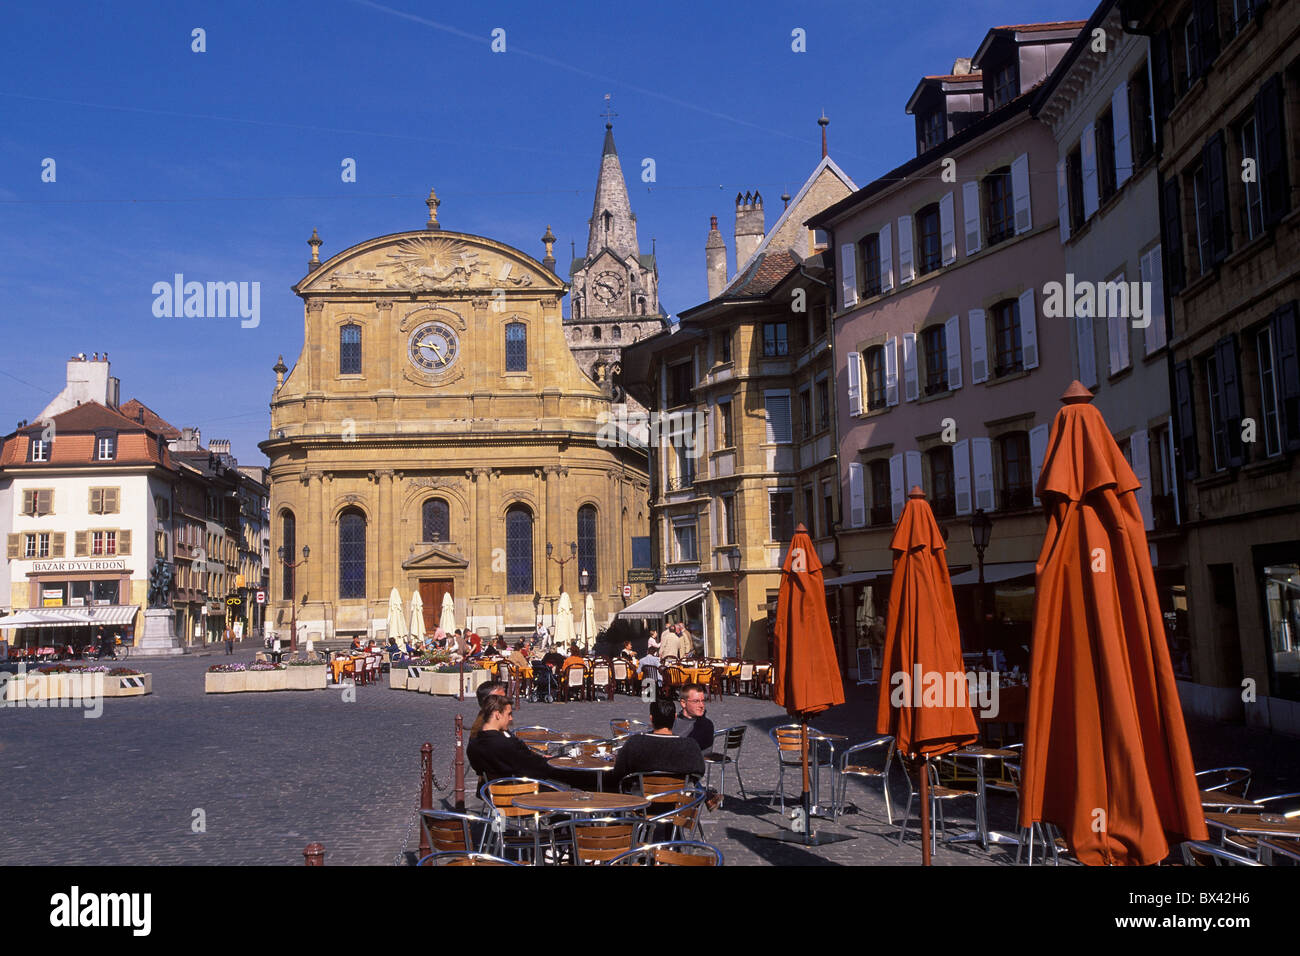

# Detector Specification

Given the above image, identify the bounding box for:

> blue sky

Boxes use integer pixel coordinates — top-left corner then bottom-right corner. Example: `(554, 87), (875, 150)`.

(0, 0), (1087, 463)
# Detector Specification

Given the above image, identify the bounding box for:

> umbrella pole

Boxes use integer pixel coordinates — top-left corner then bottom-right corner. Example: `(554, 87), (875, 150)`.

(920, 756), (932, 866)
(800, 720), (813, 844)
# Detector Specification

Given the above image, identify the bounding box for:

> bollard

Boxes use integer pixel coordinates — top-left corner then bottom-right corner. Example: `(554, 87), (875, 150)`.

(303, 842), (325, 866)
(454, 714), (466, 810)
(418, 742), (433, 860)
(457, 657), (464, 702)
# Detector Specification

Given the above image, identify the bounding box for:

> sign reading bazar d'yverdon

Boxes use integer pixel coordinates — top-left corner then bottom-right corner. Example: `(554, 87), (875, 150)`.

(31, 559), (128, 573)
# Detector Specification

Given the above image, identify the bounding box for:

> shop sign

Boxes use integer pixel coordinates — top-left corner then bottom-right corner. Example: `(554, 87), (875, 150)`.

(32, 559), (127, 573)
(627, 568), (657, 584)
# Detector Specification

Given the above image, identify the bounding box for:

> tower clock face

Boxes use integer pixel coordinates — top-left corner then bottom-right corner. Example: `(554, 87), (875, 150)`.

(593, 270), (625, 304)
(408, 321), (460, 372)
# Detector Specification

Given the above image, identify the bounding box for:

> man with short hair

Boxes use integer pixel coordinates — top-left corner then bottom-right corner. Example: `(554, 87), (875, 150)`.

(608, 699), (706, 790)
(658, 626), (681, 660)
(673, 684), (715, 754)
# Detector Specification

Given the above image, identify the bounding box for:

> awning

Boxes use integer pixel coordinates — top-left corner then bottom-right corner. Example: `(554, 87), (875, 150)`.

(0, 605), (139, 629)
(822, 569), (892, 588)
(947, 562), (1037, 586)
(615, 585), (706, 620)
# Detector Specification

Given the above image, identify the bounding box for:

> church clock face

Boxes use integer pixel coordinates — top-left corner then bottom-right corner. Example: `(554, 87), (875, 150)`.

(408, 321), (460, 372)
(592, 270), (625, 304)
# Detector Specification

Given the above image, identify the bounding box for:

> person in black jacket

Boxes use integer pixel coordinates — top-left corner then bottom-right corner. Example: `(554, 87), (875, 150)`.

(467, 695), (583, 786)
(608, 699), (705, 790)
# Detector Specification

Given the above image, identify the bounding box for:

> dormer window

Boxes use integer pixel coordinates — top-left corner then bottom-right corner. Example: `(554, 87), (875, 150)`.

(919, 109), (945, 153)
(29, 438), (50, 462)
(96, 433), (117, 461)
(991, 61), (1018, 109)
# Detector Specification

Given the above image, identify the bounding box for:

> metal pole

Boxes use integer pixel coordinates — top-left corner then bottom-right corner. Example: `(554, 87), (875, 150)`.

(920, 756), (932, 866)
(976, 549), (986, 652)
(453, 715), (466, 810)
(418, 742), (433, 859)
(303, 842), (324, 866)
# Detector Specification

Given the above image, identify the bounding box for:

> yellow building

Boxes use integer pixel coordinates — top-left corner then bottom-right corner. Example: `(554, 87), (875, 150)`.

(261, 192), (649, 644)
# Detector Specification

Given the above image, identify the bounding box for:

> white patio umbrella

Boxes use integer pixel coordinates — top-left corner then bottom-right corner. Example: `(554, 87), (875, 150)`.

(439, 592), (457, 637)
(387, 588), (409, 644)
(408, 590), (425, 645)
(582, 593), (597, 652)
(555, 592), (576, 650)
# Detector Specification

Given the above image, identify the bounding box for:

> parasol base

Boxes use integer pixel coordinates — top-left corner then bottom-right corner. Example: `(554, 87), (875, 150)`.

(752, 827), (857, 846)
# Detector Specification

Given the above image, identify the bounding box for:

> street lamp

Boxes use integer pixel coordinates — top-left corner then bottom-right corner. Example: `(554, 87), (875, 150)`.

(277, 544), (310, 655)
(579, 567), (590, 650)
(726, 547), (741, 658)
(968, 509), (992, 652)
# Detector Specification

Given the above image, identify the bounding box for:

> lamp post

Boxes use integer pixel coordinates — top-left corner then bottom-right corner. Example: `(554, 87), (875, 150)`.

(278, 544), (310, 655)
(546, 541), (578, 594)
(726, 547), (741, 658)
(968, 509), (992, 652)
(579, 567), (590, 650)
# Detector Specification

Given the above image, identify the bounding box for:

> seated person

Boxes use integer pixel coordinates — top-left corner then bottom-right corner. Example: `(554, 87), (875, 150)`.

(468, 681), (509, 740)
(350, 636), (363, 652)
(467, 695), (583, 785)
(619, 640), (638, 663)
(561, 644), (586, 675)
(672, 684), (715, 755)
(467, 631), (483, 656)
(508, 641), (531, 673)
(608, 699), (706, 790)
(541, 647), (565, 672)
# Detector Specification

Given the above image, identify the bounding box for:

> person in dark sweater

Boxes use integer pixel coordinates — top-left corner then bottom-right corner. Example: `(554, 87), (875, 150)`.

(608, 700), (705, 790)
(672, 683), (715, 754)
(466, 695), (584, 785)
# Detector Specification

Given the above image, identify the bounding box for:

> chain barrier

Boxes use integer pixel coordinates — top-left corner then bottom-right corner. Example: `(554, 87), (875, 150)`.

(393, 756), (449, 866)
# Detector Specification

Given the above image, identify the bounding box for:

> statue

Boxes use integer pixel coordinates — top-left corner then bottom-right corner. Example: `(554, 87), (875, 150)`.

(148, 559), (173, 609)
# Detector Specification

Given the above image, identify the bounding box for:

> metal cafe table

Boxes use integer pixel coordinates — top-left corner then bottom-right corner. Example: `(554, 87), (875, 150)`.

(549, 754), (616, 792)
(509, 791), (649, 816)
(943, 745), (1021, 850)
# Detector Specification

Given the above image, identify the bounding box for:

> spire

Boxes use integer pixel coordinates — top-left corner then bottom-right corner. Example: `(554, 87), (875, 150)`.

(541, 224), (557, 274)
(425, 188), (441, 230)
(819, 112), (829, 159)
(586, 120), (639, 261)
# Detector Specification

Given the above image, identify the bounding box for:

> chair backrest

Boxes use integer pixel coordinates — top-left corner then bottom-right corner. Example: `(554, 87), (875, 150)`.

(556, 817), (638, 864)
(1196, 766), (1252, 796)
(620, 773), (691, 803)
(566, 665), (587, 687)
(666, 666), (687, 685)
(1180, 841), (1264, 866)
(419, 810), (480, 854)
(592, 664), (611, 685)
(417, 851), (520, 866)
(647, 788), (706, 831)
(609, 841), (723, 866)
(612, 659), (629, 680)
(485, 779), (543, 820)
(717, 725), (746, 753)
(772, 725), (807, 755)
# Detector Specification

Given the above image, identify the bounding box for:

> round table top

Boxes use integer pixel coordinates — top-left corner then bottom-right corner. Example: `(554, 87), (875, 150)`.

(549, 755), (615, 772)
(1198, 789), (1256, 809)
(516, 729), (601, 743)
(806, 730), (849, 741)
(510, 791), (649, 814)
(951, 745), (1019, 759)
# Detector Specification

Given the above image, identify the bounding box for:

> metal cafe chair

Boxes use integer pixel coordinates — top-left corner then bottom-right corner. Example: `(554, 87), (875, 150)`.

(479, 777), (570, 863)
(703, 725), (749, 808)
(1180, 841), (1264, 867)
(416, 851), (520, 866)
(550, 816), (639, 865)
(608, 841), (724, 866)
(610, 718), (649, 738)
(418, 809), (488, 858)
(640, 788), (707, 843)
(1196, 766), (1253, 797)
(893, 751), (979, 853)
(768, 724), (835, 815)
(562, 664), (588, 702)
(835, 735), (894, 822)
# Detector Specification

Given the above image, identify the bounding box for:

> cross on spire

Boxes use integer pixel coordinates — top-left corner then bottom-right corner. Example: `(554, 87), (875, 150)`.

(601, 93), (618, 127)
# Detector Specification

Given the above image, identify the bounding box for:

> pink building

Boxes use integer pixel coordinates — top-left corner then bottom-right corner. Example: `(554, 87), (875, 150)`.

(809, 22), (1084, 666)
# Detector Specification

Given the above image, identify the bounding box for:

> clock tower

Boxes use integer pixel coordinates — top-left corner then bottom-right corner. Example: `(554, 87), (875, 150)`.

(566, 122), (667, 399)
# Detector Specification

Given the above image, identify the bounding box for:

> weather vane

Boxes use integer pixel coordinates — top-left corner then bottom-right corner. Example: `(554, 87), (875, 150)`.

(601, 93), (618, 126)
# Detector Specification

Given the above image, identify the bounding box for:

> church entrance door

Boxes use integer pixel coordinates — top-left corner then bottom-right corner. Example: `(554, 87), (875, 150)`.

(419, 579), (454, 635)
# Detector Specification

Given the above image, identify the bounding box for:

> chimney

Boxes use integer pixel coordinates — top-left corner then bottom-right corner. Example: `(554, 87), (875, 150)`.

(705, 216), (727, 300)
(734, 192), (765, 270)
(37, 353), (118, 421)
(952, 57), (972, 75)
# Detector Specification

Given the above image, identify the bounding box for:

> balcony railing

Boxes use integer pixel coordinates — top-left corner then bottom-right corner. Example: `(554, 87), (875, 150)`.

(666, 474), (695, 492)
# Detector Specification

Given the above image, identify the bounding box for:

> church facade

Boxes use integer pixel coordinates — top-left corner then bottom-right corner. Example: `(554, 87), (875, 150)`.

(261, 192), (649, 644)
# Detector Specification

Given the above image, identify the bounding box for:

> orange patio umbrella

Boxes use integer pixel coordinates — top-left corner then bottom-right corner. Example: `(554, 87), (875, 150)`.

(1020, 383), (1207, 865)
(877, 487), (979, 863)
(773, 523), (844, 840)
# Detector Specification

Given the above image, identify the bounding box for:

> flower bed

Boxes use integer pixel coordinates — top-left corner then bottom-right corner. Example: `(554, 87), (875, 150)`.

(4, 666), (151, 700)
(204, 661), (324, 693)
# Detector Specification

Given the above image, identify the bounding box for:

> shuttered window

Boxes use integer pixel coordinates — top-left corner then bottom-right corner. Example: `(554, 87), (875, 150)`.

(1256, 74), (1291, 229)
(89, 487), (120, 514)
(22, 489), (53, 516)
(764, 392), (792, 444)
(1271, 302), (1300, 452)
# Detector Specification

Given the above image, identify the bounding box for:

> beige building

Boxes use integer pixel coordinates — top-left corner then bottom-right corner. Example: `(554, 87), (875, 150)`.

(261, 193), (650, 644)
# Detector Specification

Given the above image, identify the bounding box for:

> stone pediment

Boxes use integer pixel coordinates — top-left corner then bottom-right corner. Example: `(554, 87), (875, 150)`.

(403, 544), (471, 571)
(296, 231), (566, 296)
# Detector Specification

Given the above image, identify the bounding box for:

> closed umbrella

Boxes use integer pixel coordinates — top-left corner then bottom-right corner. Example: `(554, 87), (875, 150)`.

(438, 593), (457, 639)
(877, 487), (979, 864)
(1020, 383), (1207, 865)
(555, 592), (576, 649)
(408, 590), (425, 646)
(583, 593), (597, 652)
(772, 524), (844, 842)
(387, 588), (408, 644)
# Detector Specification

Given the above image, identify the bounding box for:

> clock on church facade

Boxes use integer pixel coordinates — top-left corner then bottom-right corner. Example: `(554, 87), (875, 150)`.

(261, 193), (650, 643)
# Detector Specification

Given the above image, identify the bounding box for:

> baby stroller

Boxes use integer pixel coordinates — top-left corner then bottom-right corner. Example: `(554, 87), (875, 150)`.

(532, 663), (560, 703)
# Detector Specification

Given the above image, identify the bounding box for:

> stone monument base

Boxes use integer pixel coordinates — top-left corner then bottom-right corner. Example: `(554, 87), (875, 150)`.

(133, 608), (187, 656)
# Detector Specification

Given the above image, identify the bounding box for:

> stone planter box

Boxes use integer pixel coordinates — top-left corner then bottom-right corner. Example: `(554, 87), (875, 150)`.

(411, 668), (437, 693)
(389, 666), (409, 691)
(3, 671), (151, 701)
(429, 669), (489, 697)
(285, 666), (327, 690)
(245, 669), (289, 692)
(104, 673), (152, 697)
(205, 671), (248, 694)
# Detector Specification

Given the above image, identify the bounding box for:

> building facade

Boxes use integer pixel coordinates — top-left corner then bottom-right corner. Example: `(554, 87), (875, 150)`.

(261, 193), (650, 645)
(1125, 0), (1300, 730)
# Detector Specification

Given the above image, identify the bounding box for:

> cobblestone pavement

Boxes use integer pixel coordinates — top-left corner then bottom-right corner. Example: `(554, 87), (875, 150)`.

(2, 649), (1297, 866)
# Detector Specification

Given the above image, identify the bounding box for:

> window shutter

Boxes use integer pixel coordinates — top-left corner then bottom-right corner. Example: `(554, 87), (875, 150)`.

(840, 241), (858, 309)
(89, 488), (100, 514)
(902, 332), (919, 402)
(75, 530), (89, 557)
(879, 222), (894, 293)
(1195, 0), (1219, 72)
(1257, 75), (1290, 228)
(1077, 295), (1098, 388)
(1112, 82), (1132, 188)
(884, 337), (899, 406)
(896, 216), (914, 284)
(118, 530), (132, 556)
(1029, 424), (1050, 506)
(848, 462), (865, 527)
(904, 450), (922, 494)
(37, 490), (52, 515)
(52, 532), (65, 558)
(1203, 132), (1229, 265)
(1161, 176), (1185, 294)
(1011, 153), (1032, 234)
(1081, 124), (1100, 219)
(1108, 311), (1123, 376)
(1216, 335), (1244, 467)
(889, 454), (905, 522)
(1151, 30), (1173, 125)
(939, 192), (956, 265)
(953, 439), (972, 515)
(969, 310), (988, 384)
(845, 350), (861, 415)
(1173, 361), (1199, 478)
(962, 181), (982, 255)
(22, 489), (34, 515)
(6, 534), (18, 560)
(106, 488), (119, 514)
(1142, 246), (1167, 355)
(945, 315), (962, 390)
(1129, 428), (1153, 530)
(1056, 159), (1071, 242)
(1272, 302), (1300, 452)
(1018, 288), (1039, 370)
(764, 394), (791, 444)
(971, 437), (995, 512)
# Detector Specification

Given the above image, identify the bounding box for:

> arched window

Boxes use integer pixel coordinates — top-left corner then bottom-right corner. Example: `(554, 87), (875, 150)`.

(422, 498), (449, 543)
(592, 325), (602, 341)
(612, 325), (621, 340)
(505, 322), (527, 372)
(505, 505), (533, 594)
(577, 505), (597, 591)
(280, 511), (296, 600)
(574, 300), (582, 321)
(338, 508), (367, 599)
(340, 323), (362, 375)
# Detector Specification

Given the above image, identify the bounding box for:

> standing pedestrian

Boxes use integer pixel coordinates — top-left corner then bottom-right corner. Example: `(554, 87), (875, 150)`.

(224, 623), (235, 655)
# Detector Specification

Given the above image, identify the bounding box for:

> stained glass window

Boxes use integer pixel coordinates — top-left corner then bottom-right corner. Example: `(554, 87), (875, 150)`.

(281, 511), (295, 600)
(577, 505), (597, 591)
(423, 498), (449, 543)
(506, 505), (533, 594)
(340, 324), (362, 375)
(339, 509), (366, 599)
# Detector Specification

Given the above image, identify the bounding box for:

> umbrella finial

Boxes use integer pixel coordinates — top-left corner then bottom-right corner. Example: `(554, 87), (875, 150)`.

(1061, 380), (1094, 404)
(908, 486), (926, 498)
(794, 522), (808, 534)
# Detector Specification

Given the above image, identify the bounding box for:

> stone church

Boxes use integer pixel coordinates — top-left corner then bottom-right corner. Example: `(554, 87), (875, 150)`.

(262, 189), (650, 644)
(566, 122), (668, 406)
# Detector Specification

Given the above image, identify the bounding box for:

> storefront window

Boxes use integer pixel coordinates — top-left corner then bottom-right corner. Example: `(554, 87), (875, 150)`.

(1264, 564), (1300, 702)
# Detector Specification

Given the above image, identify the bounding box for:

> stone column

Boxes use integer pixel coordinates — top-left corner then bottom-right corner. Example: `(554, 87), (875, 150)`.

(370, 472), (382, 601)
(307, 472), (325, 603)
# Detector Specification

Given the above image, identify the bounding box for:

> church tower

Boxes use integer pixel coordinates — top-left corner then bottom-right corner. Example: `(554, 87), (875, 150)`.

(566, 121), (667, 401)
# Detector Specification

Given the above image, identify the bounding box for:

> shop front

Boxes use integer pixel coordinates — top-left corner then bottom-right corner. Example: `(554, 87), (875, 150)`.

(8, 557), (141, 653)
